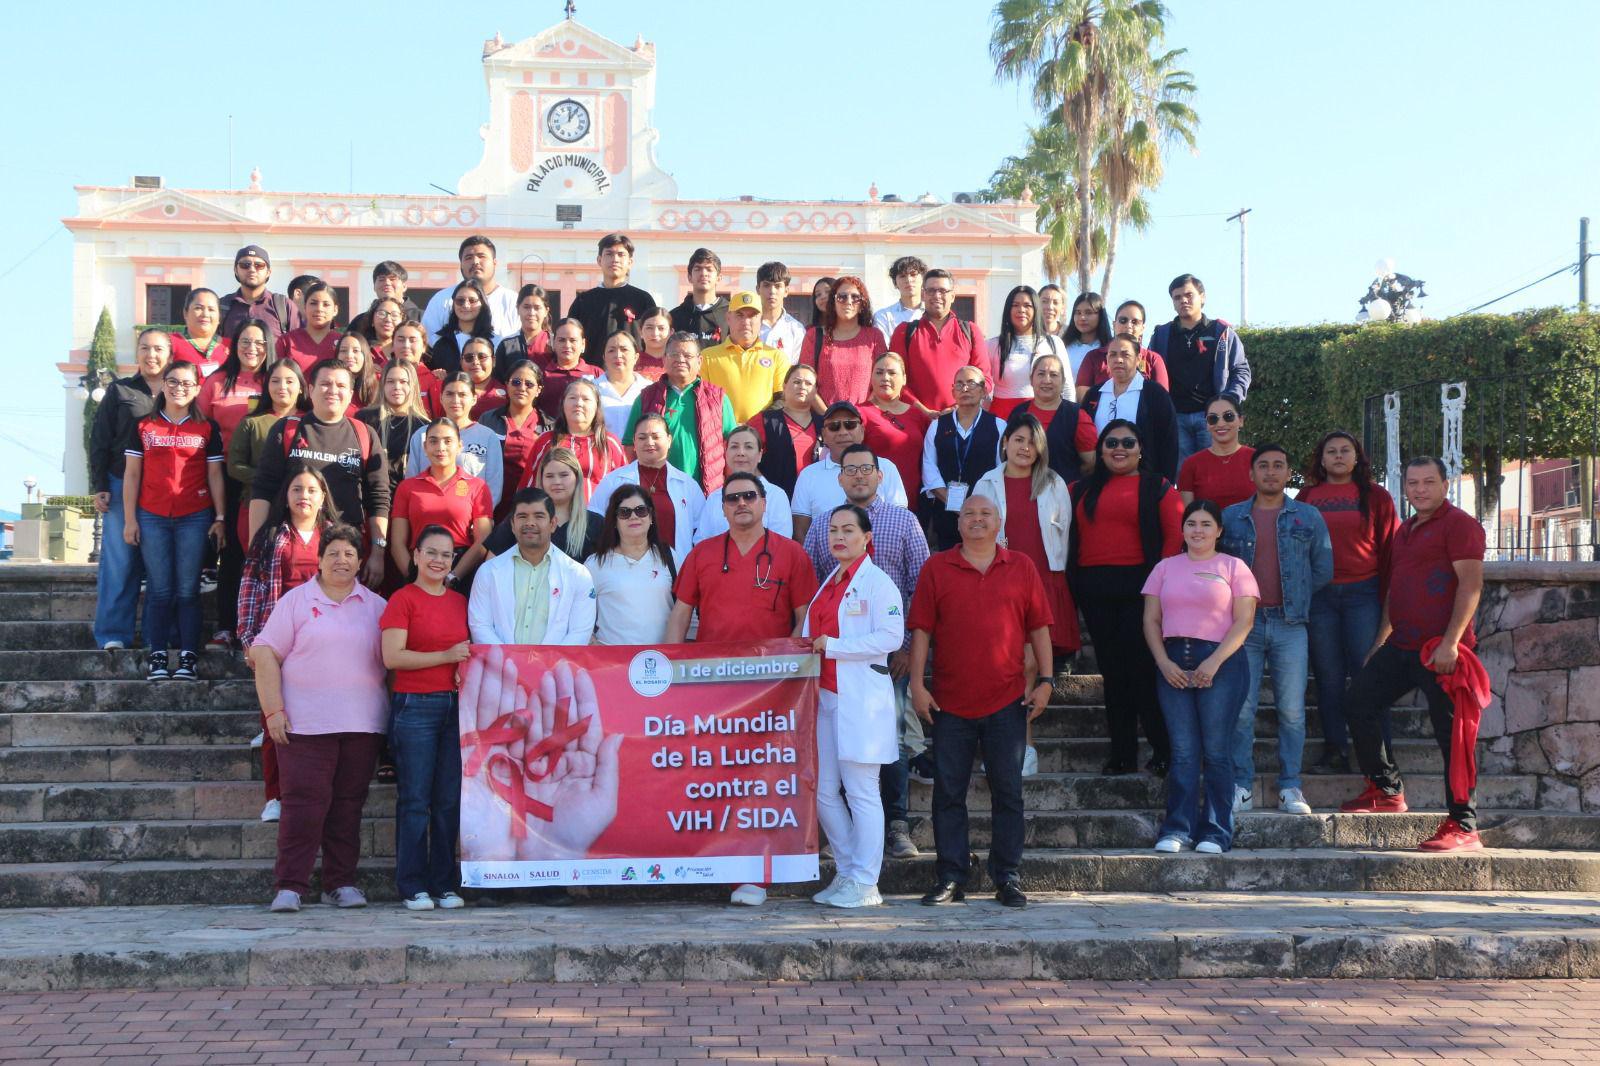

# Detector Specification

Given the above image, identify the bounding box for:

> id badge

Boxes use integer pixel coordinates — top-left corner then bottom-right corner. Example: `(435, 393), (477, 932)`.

(845, 599), (867, 617)
(945, 482), (968, 512)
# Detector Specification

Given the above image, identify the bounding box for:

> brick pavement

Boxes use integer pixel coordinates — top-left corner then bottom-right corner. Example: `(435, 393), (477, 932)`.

(0, 979), (1597, 1065)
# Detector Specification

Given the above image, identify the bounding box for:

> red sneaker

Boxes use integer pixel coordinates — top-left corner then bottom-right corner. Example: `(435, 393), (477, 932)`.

(1418, 818), (1482, 852)
(1339, 781), (1409, 813)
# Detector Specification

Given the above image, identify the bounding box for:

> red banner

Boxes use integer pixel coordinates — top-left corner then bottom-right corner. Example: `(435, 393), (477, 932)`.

(458, 641), (820, 888)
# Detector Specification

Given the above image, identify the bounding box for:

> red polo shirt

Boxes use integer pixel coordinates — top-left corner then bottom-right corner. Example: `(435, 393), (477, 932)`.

(276, 328), (340, 374)
(1386, 499), (1486, 651)
(908, 546), (1052, 717)
(380, 583), (469, 694)
(389, 469), (493, 549)
(808, 554), (866, 693)
(169, 334), (231, 375)
(675, 531), (819, 643)
(892, 316), (989, 410)
(125, 411), (224, 517)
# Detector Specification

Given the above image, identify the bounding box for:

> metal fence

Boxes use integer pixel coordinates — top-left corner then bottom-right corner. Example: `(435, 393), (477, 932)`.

(1361, 363), (1600, 561)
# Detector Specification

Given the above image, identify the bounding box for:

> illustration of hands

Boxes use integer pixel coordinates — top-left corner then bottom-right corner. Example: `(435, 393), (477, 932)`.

(459, 647), (624, 861)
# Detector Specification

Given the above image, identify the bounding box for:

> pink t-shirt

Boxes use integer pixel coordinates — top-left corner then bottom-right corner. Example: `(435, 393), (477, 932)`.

(800, 326), (887, 407)
(1140, 552), (1259, 643)
(253, 578), (388, 735)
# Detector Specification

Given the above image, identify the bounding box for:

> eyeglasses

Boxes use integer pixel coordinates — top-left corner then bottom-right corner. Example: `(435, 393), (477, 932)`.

(952, 379), (985, 391)
(924, 287), (952, 297)
(833, 293), (862, 304)
(374, 311), (402, 322)
(615, 505), (652, 520)
(722, 490), (761, 504)
(840, 463), (876, 476)
(237, 260), (267, 270)
(164, 380), (198, 391)
(236, 340), (268, 351)
(1206, 412), (1238, 425)
(823, 419), (860, 432)
(416, 548), (455, 561)
(1115, 315), (1143, 325)
(1103, 436), (1140, 450)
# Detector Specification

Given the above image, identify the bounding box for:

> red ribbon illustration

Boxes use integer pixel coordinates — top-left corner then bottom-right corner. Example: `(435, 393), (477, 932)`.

(468, 696), (591, 838)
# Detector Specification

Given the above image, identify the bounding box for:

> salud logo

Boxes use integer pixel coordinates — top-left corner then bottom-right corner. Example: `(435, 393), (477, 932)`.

(628, 650), (673, 698)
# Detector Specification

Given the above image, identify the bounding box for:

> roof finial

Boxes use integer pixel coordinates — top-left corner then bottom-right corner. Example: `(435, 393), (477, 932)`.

(565, 0), (576, 18)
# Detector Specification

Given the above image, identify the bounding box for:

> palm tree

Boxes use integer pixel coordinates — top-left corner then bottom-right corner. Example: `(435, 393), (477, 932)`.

(1097, 47), (1197, 299)
(991, 0), (1169, 294)
(980, 122), (1105, 284)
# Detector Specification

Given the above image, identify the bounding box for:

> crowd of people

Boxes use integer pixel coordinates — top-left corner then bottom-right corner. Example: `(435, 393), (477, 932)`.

(86, 234), (1489, 913)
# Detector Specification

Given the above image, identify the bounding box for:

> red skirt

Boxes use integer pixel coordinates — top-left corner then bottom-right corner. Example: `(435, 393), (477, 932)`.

(1043, 568), (1081, 653)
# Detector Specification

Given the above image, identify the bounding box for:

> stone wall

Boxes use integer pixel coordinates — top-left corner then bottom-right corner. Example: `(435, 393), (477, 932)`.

(1477, 562), (1600, 810)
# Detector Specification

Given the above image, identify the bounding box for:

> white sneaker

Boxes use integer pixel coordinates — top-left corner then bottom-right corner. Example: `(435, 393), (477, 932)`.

(403, 892), (435, 911)
(828, 880), (882, 908)
(436, 892), (465, 909)
(260, 798), (281, 822)
(269, 889), (300, 913)
(250, 731), (265, 749)
(1153, 835), (1186, 853)
(1232, 786), (1254, 814)
(1279, 787), (1313, 815)
(729, 884), (767, 906)
(1194, 841), (1223, 855)
(101, 641), (125, 651)
(812, 874), (847, 905)
(1021, 746), (1039, 778)
(321, 886), (367, 908)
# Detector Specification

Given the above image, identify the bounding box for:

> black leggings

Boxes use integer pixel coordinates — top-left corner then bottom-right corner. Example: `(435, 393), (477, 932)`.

(1075, 564), (1169, 765)
(215, 476), (245, 635)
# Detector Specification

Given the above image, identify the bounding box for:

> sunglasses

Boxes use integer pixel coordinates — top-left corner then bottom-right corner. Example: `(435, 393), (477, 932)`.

(833, 293), (862, 304)
(237, 260), (267, 270)
(507, 378), (539, 389)
(616, 505), (652, 520)
(824, 419), (860, 432)
(722, 490), (761, 504)
(1206, 412), (1238, 425)
(1103, 436), (1140, 450)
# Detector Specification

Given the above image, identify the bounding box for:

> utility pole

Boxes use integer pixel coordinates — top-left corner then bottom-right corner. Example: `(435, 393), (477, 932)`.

(1227, 207), (1252, 325)
(1580, 217), (1590, 310)
(227, 116), (234, 190)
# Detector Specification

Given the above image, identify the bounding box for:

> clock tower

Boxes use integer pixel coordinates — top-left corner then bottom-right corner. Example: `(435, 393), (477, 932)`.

(458, 17), (677, 230)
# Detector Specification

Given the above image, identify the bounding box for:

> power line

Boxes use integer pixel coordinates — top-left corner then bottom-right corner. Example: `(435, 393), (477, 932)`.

(1455, 262), (1577, 316)
(0, 226), (65, 283)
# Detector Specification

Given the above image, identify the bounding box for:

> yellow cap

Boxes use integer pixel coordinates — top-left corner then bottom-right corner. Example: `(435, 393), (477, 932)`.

(728, 290), (760, 314)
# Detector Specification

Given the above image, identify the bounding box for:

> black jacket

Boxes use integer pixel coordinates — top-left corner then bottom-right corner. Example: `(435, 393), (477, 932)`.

(1080, 378), (1180, 483)
(88, 375), (157, 493)
(669, 296), (729, 349)
(568, 284), (655, 365)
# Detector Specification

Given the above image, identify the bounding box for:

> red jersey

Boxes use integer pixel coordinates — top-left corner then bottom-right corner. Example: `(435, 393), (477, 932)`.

(675, 531), (819, 643)
(521, 431), (625, 497)
(390, 470), (493, 549)
(276, 328), (340, 374)
(1385, 500), (1485, 651)
(1178, 446), (1256, 509)
(169, 334), (230, 376)
(380, 584), (469, 694)
(125, 411), (224, 517)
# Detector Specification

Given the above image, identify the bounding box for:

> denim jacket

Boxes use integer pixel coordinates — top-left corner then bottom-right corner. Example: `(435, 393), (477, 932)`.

(1219, 495), (1333, 624)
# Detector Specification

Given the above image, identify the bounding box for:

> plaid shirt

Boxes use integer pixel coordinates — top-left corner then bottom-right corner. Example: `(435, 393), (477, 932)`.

(804, 499), (929, 652)
(236, 526), (295, 650)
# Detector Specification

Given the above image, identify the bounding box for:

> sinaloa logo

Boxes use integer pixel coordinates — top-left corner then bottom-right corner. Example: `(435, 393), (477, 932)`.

(628, 650), (672, 698)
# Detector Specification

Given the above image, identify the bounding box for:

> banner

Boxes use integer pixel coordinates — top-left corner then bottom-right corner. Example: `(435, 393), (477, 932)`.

(457, 640), (820, 888)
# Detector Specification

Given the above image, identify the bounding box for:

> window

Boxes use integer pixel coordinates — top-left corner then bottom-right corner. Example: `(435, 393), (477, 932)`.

(145, 284), (191, 327)
(329, 286), (352, 327)
(953, 296), (976, 324)
(409, 288), (442, 319)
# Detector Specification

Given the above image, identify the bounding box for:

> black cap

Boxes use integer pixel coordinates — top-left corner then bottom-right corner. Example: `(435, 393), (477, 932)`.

(821, 401), (861, 422)
(234, 245), (270, 266)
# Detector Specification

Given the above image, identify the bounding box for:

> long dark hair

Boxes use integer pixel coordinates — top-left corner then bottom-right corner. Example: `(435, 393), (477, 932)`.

(249, 358), (311, 417)
(1079, 419), (1143, 520)
(444, 279), (495, 340)
(810, 277), (835, 327)
(247, 466), (339, 562)
(592, 485), (677, 583)
(1069, 292), (1113, 346)
(1306, 429), (1374, 519)
(214, 317), (271, 398)
(997, 285), (1045, 386)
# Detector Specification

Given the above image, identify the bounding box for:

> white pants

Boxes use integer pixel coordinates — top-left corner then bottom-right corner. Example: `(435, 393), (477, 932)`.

(817, 691), (886, 885)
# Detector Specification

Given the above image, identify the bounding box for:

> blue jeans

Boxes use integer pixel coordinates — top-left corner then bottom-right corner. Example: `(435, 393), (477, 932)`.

(1233, 609), (1309, 792)
(138, 507), (211, 654)
(931, 700), (1026, 886)
(878, 674), (911, 827)
(1156, 637), (1248, 850)
(1176, 410), (1212, 469)
(1308, 577), (1385, 753)
(389, 691), (462, 899)
(95, 477), (144, 647)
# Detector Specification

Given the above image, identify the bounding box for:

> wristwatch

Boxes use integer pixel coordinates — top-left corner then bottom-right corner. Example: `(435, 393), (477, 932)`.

(372, 536), (388, 548)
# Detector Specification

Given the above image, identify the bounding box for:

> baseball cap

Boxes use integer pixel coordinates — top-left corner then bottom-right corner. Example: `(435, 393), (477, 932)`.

(234, 245), (270, 266)
(728, 291), (760, 314)
(821, 401), (862, 423)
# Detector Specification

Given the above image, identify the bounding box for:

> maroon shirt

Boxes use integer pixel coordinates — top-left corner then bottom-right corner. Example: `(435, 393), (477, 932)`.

(1386, 500), (1486, 651)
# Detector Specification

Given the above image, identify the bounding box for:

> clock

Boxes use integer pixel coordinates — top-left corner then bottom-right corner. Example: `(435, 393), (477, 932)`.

(546, 99), (590, 143)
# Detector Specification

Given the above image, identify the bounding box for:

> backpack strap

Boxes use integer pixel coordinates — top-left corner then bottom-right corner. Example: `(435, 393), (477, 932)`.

(281, 415), (371, 461)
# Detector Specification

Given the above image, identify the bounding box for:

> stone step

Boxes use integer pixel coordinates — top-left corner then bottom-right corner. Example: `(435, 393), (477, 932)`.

(4, 890), (1600, 989)
(0, 744), (258, 784)
(0, 621), (96, 650)
(0, 679), (256, 714)
(0, 591), (96, 622)
(0, 649), (247, 681)
(0, 780), (395, 824)
(1031, 735), (1469, 775)
(0, 710), (260, 748)
(1, 847), (1596, 910)
(1032, 702), (1435, 739)
(0, 817), (394, 864)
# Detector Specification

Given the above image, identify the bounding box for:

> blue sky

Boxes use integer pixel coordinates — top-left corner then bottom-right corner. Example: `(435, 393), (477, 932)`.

(1, 0), (1595, 497)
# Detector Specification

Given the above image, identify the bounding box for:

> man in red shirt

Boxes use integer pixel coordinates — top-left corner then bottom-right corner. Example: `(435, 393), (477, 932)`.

(908, 493), (1052, 908)
(891, 269), (987, 413)
(1340, 456), (1487, 852)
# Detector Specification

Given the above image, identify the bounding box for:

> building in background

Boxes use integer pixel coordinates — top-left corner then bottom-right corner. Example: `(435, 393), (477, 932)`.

(56, 16), (1043, 492)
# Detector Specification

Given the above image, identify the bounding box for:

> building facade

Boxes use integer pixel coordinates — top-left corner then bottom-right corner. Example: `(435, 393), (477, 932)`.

(58, 16), (1044, 492)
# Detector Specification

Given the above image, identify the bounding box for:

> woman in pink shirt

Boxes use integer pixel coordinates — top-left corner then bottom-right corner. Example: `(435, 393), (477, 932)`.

(252, 523), (389, 913)
(1140, 499), (1258, 855)
(799, 274), (886, 412)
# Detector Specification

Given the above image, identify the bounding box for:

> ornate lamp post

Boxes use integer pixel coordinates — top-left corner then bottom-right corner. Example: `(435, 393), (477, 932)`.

(1358, 257), (1427, 324)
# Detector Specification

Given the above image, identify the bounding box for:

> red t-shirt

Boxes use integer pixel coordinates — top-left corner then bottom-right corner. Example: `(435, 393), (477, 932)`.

(1073, 474), (1184, 567)
(536, 363), (593, 423)
(892, 316), (990, 411)
(284, 528), (321, 590)
(380, 583), (469, 694)
(799, 327), (887, 407)
(748, 411), (819, 478)
(808, 555), (865, 693)
(1003, 474), (1052, 575)
(125, 411), (224, 517)
(861, 404), (932, 508)
(1033, 404), (1101, 455)
(390, 470), (493, 549)
(197, 368), (264, 456)
(638, 464), (677, 547)
(675, 532), (819, 643)
(1386, 500), (1486, 651)
(1075, 346), (1170, 392)
(169, 334), (231, 376)
(1251, 504), (1284, 608)
(275, 328), (340, 374)
(1179, 446), (1256, 509)
(907, 547), (1052, 717)
(1299, 481), (1398, 586)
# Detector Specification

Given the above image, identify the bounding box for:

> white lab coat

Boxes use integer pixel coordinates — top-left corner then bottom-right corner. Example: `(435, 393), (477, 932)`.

(800, 556), (904, 764)
(589, 461), (705, 561)
(468, 544), (596, 645)
(971, 467), (1073, 572)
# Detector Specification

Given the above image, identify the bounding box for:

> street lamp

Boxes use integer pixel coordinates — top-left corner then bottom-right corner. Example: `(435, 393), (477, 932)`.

(76, 366), (114, 402)
(1357, 257), (1427, 323)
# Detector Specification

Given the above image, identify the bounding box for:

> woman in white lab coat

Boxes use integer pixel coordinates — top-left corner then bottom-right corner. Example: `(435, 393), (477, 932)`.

(801, 503), (905, 909)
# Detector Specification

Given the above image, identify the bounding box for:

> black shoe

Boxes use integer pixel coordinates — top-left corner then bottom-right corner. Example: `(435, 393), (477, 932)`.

(1145, 754), (1169, 776)
(995, 879), (1027, 908)
(1309, 749), (1350, 775)
(1101, 759), (1135, 776)
(531, 886), (574, 907)
(146, 651), (170, 682)
(908, 751), (935, 785)
(171, 651), (199, 682)
(920, 881), (965, 905)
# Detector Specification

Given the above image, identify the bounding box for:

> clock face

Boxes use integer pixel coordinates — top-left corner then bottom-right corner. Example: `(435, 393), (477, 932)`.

(546, 99), (590, 143)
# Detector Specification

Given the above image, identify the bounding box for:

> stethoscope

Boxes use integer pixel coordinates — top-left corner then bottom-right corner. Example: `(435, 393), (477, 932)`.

(722, 530), (775, 589)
